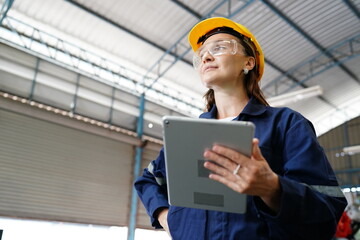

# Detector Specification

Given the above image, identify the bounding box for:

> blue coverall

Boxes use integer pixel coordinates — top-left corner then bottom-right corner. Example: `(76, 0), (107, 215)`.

(134, 97), (347, 240)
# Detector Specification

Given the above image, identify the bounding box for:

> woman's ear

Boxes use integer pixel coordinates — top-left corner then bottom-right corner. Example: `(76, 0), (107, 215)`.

(245, 56), (256, 71)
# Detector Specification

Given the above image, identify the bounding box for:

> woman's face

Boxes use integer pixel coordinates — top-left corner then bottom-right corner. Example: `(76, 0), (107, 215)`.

(196, 33), (251, 90)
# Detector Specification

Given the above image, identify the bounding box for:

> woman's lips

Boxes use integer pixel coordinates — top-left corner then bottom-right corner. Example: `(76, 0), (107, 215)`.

(202, 65), (217, 73)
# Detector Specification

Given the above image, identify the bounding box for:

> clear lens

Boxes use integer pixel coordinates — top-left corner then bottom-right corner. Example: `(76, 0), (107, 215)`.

(192, 39), (238, 69)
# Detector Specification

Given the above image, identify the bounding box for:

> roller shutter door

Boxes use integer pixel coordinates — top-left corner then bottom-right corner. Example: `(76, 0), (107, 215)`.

(0, 108), (134, 226)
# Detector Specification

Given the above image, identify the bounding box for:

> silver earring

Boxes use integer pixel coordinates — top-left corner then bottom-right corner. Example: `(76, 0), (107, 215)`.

(243, 68), (249, 75)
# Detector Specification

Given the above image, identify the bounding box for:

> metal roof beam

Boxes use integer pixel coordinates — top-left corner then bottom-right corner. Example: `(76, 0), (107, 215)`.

(171, 0), (202, 19)
(65, 0), (192, 66)
(265, 58), (306, 91)
(263, 34), (360, 95)
(0, 0), (14, 26)
(261, 0), (359, 85)
(343, 0), (360, 19)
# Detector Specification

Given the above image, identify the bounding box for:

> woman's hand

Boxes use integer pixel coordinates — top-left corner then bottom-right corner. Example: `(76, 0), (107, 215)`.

(203, 138), (281, 213)
(157, 208), (170, 236)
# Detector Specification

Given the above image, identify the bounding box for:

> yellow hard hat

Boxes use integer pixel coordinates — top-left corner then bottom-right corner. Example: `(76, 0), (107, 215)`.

(188, 17), (264, 82)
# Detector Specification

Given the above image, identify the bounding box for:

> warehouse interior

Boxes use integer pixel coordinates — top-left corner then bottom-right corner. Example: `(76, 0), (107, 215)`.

(0, 0), (360, 239)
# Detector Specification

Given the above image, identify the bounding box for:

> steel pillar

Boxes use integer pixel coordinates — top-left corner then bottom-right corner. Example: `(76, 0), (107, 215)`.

(128, 93), (145, 240)
(29, 58), (40, 101)
(71, 73), (81, 114)
(343, 122), (353, 185)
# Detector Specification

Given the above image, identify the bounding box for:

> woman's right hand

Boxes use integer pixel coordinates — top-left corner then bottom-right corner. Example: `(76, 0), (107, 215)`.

(157, 208), (170, 236)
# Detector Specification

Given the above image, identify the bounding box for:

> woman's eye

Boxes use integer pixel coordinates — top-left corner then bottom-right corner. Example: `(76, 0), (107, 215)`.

(213, 45), (226, 52)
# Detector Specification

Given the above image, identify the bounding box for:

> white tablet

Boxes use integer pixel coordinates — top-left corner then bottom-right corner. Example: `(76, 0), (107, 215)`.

(162, 116), (255, 214)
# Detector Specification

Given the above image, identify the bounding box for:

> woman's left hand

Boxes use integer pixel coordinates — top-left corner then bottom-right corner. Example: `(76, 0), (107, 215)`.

(203, 138), (281, 212)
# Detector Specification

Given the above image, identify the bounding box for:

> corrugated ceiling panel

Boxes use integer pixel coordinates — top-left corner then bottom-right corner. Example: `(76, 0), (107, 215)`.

(0, 108), (134, 226)
(277, 0), (360, 47)
(73, 0), (196, 51)
(235, 1), (319, 70)
(260, 64), (282, 89)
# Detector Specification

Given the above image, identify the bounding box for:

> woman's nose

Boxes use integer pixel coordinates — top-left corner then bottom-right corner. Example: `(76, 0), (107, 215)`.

(202, 50), (214, 63)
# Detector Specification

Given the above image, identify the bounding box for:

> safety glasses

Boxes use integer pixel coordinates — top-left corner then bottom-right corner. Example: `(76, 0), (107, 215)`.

(193, 39), (240, 69)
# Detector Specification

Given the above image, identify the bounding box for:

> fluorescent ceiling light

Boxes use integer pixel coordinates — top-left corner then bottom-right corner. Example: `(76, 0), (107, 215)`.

(267, 85), (323, 107)
(343, 145), (360, 155)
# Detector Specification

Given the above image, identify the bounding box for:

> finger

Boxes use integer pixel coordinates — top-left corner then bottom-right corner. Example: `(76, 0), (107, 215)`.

(204, 159), (231, 177)
(211, 145), (247, 165)
(203, 149), (237, 171)
(251, 138), (265, 161)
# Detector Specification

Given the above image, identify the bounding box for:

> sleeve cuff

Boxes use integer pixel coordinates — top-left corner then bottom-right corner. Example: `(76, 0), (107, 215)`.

(253, 176), (305, 223)
(150, 205), (170, 228)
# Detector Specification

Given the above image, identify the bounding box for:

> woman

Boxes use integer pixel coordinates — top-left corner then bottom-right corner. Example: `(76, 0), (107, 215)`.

(135, 17), (347, 240)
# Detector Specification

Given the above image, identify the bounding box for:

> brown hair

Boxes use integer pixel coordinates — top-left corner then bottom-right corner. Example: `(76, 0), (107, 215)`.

(203, 33), (269, 112)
